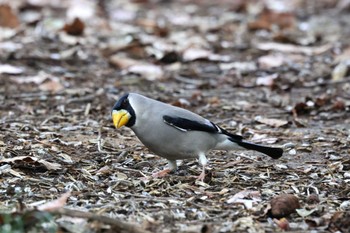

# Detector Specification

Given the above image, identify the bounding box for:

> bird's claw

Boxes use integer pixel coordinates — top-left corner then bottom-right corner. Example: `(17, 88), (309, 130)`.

(196, 171), (205, 182)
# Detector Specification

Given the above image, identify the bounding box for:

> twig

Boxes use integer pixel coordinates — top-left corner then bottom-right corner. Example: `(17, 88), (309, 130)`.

(41, 115), (67, 125)
(115, 150), (128, 163)
(302, 78), (350, 88)
(234, 152), (259, 162)
(52, 208), (151, 233)
(113, 165), (150, 177)
(66, 95), (95, 104)
(2, 91), (63, 100)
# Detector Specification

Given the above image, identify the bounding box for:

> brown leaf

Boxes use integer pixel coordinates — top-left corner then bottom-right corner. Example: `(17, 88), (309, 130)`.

(270, 194), (300, 218)
(63, 17), (85, 36)
(0, 4), (20, 28)
(248, 9), (296, 31)
(328, 211), (350, 233)
(0, 156), (62, 171)
(39, 77), (64, 92)
(332, 100), (346, 111)
(292, 102), (309, 117)
(315, 95), (330, 107)
(135, 18), (168, 37)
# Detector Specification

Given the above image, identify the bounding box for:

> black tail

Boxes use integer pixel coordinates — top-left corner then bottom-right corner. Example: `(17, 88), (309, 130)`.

(228, 138), (283, 159)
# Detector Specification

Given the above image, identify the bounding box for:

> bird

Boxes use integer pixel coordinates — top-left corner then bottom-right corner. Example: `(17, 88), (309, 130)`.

(112, 93), (283, 181)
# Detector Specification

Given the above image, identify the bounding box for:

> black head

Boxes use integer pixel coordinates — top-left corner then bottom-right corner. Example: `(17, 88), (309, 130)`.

(112, 93), (136, 127)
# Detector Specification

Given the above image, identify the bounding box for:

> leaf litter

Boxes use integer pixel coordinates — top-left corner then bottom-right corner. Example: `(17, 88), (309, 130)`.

(0, 0), (350, 232)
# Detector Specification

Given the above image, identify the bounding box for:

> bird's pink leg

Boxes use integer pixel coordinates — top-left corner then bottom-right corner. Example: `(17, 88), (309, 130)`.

(196, 164), (206, 182)
(196, 153), (207, 182)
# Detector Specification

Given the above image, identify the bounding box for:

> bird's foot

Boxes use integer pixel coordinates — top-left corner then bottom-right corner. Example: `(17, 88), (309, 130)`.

(152, 169), (172, 178)
(196, 170), (205, 182)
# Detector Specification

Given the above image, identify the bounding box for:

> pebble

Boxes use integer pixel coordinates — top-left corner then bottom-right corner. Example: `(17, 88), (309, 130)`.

(289, 149), (297, 155)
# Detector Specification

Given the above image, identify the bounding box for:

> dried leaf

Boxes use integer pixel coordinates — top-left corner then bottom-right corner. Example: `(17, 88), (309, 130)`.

(248, 9), (296, 31)
(227, 190), (261, 209)
(219, 61), (257, 72)
(182, 47), (230, 62)
(63, 17), (85, 36)
(11, 72), (63, 92)
(39, 77), (64, 92)
(255, 116), (288, 128)
(296, 208), (317, 218)
(11, 71), (51, 84)
(328, 211), (350, 232)
(128, 64), (163, 80)
(0, 4), (20, 28)
(258, 54), (285, 69)
(96, 165), (111, 175)
(231, 217), (264, 233)
(334, 46), (350, 63)
(182, 48), (211, 61)
(67, 0), (95, 21)
(337, 0), (350, 11)
(38, 192), (71, 211)
(0, 64), (24, 74)
(256, 74), (278, 86)
(109, 56), (139, 69)
(110, 55), (163, 80)
(293, 102), (310, 117)
(305, 217), (326, 228)
(332, 100), (346, 111)
(332, 62), (348, 81)
(0, 156), (62, 171)
(256, 42), (332, 55)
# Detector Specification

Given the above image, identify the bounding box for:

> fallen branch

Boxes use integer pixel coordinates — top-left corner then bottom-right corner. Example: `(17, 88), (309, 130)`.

(52, 207), (151, 233)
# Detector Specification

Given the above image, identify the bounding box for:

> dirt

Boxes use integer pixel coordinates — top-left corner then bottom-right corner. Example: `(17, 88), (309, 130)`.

(0, 0), (350, 232)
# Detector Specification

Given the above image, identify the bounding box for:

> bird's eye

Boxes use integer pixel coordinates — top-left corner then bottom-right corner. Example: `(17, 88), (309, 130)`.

(122, 99), (128, 107)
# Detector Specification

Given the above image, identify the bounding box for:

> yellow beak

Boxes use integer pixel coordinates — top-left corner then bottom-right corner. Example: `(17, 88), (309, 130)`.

(112, 110), (131, 128)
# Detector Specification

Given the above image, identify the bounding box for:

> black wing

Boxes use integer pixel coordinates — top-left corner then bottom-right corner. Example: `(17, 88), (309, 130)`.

(162, 115), (243, 141)
(163, 115), (219, 133)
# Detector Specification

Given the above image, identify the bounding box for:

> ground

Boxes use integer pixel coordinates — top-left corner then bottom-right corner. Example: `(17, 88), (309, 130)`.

(0, 0), (350, 232)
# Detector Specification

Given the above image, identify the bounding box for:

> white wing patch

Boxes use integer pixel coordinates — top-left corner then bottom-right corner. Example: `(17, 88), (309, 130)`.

(163, 119), (188, 132)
